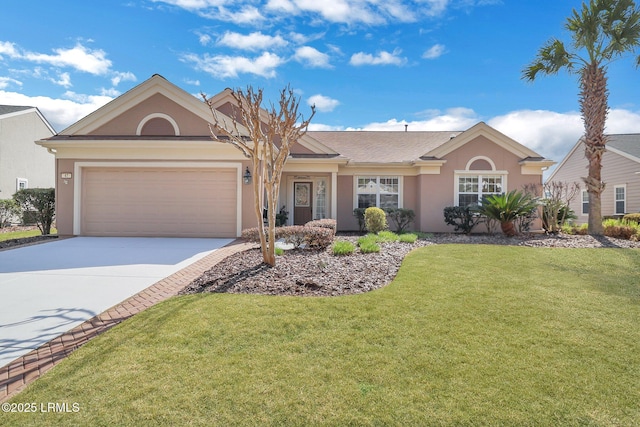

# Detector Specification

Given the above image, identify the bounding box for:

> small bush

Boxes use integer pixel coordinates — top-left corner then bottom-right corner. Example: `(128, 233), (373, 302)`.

(562, 223), (588, 235)
(365, 207), (387, 234)
(623, 213), (640, 225)
(13, 188), (55, 235)
(276, 206), (288, 227)
(357, 234), (378, 246)
(332, 240), (355, 256)
(275, 247), (284, 256)
(443, 206), (482, 234)
(399, 233), (418, 243)
(353, 208), (366, 233)
(0, 199), (20, 227)
(385, 208), (415, 233)
(359, 240), (380, 254)
(603, 219), (640, 240)
(377, 230), (399, 243)
(241, 226), (334, 249)
(305, 219), (337, 234)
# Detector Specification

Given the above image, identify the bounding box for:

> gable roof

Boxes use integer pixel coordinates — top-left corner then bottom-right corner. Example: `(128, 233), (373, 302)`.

(308, 131), (460, 164)
(607, 134), (640, 162)
(547, 133), (640, 182)
(0, 105), (56, 134)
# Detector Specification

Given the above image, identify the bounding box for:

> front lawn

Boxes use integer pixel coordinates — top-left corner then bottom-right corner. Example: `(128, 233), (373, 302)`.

(0, 227), (57, 242)
(3, 245), (640, 426)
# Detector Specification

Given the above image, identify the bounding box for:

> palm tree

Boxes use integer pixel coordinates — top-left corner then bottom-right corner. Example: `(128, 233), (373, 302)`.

(523, 0), (640, 235)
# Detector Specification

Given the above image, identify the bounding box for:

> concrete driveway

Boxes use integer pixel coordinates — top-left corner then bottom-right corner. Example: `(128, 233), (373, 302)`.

(0, 236), (233, 368)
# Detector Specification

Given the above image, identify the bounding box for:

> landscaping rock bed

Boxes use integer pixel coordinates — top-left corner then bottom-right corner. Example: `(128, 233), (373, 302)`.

(182, 233), (640, 297)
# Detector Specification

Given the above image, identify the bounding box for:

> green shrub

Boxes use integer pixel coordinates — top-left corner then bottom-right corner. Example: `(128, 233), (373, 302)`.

(275, 206), (288, 227)
(365, 207), (387, 234)
(377, 230), (399, 243)
(0, 199), (20, 227)
(241, 226), (334, 249)
(623, 213), (640, 225)
(13, 188), (55, 235)
(385, 208), (415, 233)
(477, 190), (539, 237)
(603, 219), (640, 240)
(399, 233), (418, 243)
(332, 240), (355, 256)
(443, 206), (482, 234)
(357, 234), (378, 246)
(359, 240), (380, 253)
(562, 223), (588, 235)
(353, 208), (366, 233)
(275, 247), (284, 256)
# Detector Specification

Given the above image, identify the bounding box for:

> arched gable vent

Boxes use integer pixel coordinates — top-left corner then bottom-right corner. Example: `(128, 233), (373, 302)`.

(137, 113), (180, 136)
(465, 156), (496, 171)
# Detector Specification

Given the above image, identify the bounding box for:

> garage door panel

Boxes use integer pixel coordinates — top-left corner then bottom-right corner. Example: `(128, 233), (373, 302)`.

(81, 167), (237, 237)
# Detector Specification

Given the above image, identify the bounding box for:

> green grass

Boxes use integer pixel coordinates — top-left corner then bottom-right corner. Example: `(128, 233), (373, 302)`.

(398, 233), (418, 243)
(332, 240), (355, 256)
(4, 245), (640, 426)
(0, 228), (57, 242)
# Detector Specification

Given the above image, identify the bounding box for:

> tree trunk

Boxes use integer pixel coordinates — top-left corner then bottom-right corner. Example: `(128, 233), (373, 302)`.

(500, 221), (516, 237)
(579, 62), (608, 236)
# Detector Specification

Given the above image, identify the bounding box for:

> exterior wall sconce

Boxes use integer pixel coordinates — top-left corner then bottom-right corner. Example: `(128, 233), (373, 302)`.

(243, 167), (252, 184)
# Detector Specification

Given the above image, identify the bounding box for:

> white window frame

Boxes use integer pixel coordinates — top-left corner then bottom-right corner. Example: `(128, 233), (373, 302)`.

(581, 190), (589, 216)
(614, 185), (626, 215)
(354, 176), (402, 210)
(16, 178), (28, 192)
(454, 172), (507, 207)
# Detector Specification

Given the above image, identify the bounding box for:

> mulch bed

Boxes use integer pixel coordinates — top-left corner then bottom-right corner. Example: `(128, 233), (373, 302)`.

(181, 233), (640, 297)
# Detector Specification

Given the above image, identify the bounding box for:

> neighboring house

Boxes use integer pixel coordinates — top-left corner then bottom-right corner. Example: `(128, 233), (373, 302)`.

(547, 134), (640, 223)
(37, 74), (555, 238)
(0, 105), (56, 200)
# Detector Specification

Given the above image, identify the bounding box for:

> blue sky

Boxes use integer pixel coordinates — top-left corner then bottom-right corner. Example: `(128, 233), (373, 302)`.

(2, 0), (640, 165)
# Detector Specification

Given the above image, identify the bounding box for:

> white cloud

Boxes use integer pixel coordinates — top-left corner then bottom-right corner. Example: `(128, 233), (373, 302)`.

(351, 107), (479, 131)
(111, 71), (137, 86)
(422, 43), (446, 59)
(182, 51), (284, 78)
(217, 31), (288, 51)
(0, 90), (112, 132)
(350, 49), (407, 66)
(22, 44), (112, 75)
(308, 94), (340, 112)
(0, 76), (22, 89)
(294, 46), (332, 68)
(0, 41), (20, 58)
(51, 72), (72, 88)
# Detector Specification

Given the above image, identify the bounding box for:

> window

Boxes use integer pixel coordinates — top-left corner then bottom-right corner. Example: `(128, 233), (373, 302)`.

(582, 190), (589, 215)
(356, 176), (399, 209)
(456, 174), (503, 207)
(16, 178), (28, 192)
(615, 186), (626, 215)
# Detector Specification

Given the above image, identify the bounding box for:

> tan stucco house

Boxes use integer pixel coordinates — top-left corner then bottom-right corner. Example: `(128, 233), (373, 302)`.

(0, 105), (55, 200)
(547, 134), (640, 223)
(37, 74), (555, 238)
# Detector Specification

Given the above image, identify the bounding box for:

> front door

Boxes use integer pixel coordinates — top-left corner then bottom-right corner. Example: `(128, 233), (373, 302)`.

(294, 182), (312, 225)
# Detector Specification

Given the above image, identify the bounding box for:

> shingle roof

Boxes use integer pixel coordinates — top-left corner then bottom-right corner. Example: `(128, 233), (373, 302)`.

(0, 105), (33, 116)
(608, 134), (640, 160)
(307, 131), (462, 163)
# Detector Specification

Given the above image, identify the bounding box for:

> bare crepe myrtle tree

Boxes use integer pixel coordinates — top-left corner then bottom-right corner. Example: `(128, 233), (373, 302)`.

(202, 86), (315, 266)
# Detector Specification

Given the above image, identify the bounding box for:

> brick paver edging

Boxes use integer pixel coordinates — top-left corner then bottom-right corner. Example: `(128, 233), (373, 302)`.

(0, 239), (256, 403)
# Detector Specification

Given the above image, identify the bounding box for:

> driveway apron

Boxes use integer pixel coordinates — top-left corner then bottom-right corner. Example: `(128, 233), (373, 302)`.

(0, 237), (233, 368)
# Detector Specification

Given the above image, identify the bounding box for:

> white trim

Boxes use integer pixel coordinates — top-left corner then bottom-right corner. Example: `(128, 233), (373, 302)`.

(614, 184), (626, 215)
(353, 175), (402, 210)
(136, 113), (180, 136)
(453, 172), (507, 206)
(16, 177), (28, 192)
(581, 190), (589, 216)
(73, 161), (242, 236)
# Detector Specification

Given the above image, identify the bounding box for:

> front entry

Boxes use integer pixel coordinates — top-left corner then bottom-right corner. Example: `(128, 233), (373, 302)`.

(293, 182), (313, 225)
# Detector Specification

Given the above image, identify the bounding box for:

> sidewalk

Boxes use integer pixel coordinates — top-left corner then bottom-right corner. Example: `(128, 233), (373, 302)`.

(0, 239), (255, 403)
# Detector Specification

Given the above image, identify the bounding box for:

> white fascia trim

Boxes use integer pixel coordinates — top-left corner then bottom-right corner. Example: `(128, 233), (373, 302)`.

(73, 161), (243, 236)
(136, 113), (180, 136)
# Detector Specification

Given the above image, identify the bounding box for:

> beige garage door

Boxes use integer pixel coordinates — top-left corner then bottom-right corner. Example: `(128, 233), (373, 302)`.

(81, 167), (237, 237)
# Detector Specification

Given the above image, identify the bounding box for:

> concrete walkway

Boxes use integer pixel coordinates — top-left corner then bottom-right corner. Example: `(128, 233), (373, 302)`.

(0, 237), (254, 402)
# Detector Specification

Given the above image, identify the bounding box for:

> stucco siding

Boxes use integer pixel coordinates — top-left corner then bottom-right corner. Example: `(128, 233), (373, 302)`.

(90, 93), (211, 136)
